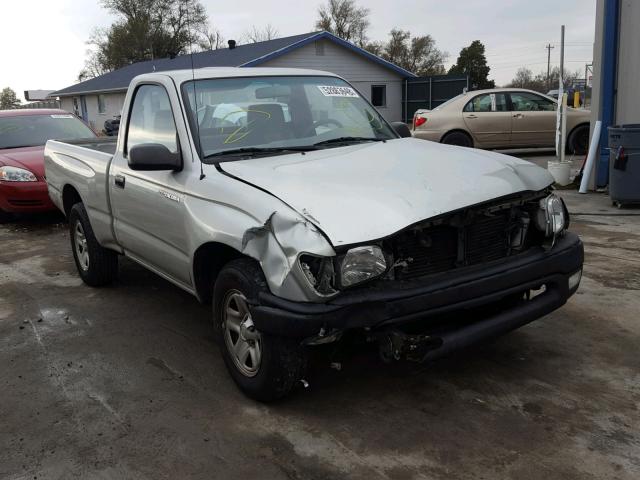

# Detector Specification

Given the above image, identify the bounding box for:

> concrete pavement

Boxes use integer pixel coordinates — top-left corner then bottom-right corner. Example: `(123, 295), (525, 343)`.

(1, 191), (639, 479)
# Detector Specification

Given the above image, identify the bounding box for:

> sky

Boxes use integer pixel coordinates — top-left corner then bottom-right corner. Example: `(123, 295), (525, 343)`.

(0, 0), (597, 102)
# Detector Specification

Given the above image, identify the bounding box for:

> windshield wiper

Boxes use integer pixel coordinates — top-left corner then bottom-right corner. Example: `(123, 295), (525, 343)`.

(312, 137), (386, 147)
(204, 146), (317, 161)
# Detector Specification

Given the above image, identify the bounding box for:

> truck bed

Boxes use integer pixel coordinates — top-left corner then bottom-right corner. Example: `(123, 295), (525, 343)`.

(44, 137), (118, 250)
(61, 137), (118, 155)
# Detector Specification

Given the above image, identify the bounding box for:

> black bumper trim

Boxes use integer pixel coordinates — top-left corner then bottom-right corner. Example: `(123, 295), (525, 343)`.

(251, 233), (584, 346)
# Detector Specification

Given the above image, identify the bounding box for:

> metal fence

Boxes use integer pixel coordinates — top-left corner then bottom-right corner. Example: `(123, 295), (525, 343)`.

(16, 100), (61, 110)
(402, 75), (469, 123)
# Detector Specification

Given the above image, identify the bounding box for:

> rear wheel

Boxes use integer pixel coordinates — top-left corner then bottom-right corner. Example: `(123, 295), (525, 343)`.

(213, 258), (307, 402)
(69, 203), (118, 286)
(441, 131), (473, 148)
(568, 124), (589, 155)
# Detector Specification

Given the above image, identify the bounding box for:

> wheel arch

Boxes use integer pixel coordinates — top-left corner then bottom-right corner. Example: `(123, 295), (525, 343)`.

(62, 184), (83, 217)
(440, 128), (475, 146)
(567, 122), (590, 153)
(192, 241), (254, 304)
(568, 122), (590, 138)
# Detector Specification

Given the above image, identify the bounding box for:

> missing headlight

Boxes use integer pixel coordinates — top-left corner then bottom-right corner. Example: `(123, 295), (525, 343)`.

(299, 255), (337, 295)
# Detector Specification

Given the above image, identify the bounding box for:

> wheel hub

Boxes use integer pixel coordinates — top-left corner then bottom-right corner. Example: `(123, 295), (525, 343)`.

(222, 290), (262, 377)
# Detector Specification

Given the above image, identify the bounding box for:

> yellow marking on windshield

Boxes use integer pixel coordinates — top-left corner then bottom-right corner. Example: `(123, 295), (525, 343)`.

(222, 109), (273, 144)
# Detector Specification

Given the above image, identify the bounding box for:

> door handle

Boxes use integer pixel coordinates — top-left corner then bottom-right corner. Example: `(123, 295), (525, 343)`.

(466, 114), (478, 119)
(114, 174), (126, 189)
(513, 113), (525, 118)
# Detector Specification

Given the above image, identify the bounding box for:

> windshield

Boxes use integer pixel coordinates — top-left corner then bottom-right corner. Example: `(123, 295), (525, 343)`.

(0, 114), (96, 149)
(182, 76), (397, 161)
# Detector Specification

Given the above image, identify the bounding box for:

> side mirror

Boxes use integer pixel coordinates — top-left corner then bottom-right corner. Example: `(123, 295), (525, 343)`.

(128, 143), (182, 171)
(391, 122), (412, 138)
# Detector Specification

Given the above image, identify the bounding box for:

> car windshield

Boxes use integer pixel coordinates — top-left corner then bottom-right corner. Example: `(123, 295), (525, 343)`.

(0, 114), (96, 149)
(182, 76), (397, 161)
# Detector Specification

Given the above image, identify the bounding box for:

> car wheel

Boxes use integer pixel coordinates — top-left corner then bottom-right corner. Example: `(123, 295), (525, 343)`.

(441, 131), (473, 148)
(68, 203), (118, 286)
(0, 208), (14, 224)
(568, 125), (589, 155)
(213, 258), (307, 402)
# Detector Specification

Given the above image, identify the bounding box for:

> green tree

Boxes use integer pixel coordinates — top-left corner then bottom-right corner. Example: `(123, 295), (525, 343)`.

(448, 40), (495, 89)
(79, 0), (208, 79)
(315, 0), (370, 47)
(379, 29), (447, 76)
(0, 88), (21, 110)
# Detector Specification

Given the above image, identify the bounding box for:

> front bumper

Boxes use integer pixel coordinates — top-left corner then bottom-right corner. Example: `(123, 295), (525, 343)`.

(251, 233), (584, 356)
(0, 180), (56, 213)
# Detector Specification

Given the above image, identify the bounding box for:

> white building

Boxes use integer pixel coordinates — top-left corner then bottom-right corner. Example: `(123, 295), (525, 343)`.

(51, 31), (417, 131)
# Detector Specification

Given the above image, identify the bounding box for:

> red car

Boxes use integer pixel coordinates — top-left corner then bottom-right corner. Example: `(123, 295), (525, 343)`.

(0, 109), (96, 222)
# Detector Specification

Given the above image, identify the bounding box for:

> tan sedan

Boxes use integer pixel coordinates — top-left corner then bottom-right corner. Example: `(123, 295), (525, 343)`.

(411, 88), (591, 154)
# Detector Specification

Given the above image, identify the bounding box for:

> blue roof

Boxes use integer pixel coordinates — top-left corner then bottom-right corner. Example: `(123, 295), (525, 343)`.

(53, 31), (416, 96)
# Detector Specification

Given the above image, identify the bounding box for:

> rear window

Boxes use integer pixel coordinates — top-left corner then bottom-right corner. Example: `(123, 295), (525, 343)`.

(0, 114), (96, 149)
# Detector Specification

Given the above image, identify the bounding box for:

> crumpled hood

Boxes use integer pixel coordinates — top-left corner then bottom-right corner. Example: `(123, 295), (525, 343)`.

(220, 137), (553, 246)
(0, 146), (46, 179)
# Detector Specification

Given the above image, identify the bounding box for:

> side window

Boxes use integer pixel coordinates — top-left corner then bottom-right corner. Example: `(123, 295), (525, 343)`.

(97, 94), (106, 114)
(464, 93), (508, 112)
(510, 92), (556, 111)
(371, 85), (387, 107)
(127, 84), (178, 154)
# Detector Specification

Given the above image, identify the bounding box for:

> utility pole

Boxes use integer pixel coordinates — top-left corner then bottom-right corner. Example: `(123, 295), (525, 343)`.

(546, 43), (554, 90)
(559, 26), (565, 89)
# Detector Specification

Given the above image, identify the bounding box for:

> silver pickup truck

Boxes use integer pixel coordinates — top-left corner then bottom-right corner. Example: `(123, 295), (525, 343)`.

(45, 67), (583, 401)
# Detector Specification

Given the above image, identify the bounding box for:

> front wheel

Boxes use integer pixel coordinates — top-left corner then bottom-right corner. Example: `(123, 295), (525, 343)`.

(213, 258), (307, 402)
(568, 125), (589, 155)
(68, 203), (118, 286)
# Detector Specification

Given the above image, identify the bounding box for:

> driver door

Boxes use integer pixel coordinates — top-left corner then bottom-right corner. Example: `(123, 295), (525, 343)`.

(109, 82), (193, 287)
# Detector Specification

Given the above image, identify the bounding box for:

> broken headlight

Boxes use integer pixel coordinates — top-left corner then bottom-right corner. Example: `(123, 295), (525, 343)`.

(339, 245), (387, 288)
(299, 254), (337, 296)
(534, 194), (568, 237)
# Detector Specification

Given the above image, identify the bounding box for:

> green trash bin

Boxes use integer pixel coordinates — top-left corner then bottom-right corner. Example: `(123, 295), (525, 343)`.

(609, 124), (640, 207)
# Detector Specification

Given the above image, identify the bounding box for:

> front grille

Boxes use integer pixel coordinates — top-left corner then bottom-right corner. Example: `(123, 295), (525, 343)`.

(386, 194), (545, 281)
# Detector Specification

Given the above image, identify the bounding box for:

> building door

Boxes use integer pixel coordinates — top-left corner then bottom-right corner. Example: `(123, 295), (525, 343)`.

(80, 96), (88, 122)
(72, 97), (81, 117)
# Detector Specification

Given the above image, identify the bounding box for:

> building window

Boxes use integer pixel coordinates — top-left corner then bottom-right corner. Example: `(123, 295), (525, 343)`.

(97, 94), (106, 114)
(315, 41), (325, 56)
(371, 85), (386, 107)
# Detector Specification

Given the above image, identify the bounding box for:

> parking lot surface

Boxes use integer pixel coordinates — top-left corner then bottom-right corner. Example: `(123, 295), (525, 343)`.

(1, 191), (639, 480)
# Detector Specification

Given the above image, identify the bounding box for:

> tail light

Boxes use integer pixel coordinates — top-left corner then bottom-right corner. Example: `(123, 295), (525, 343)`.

(414, 116), (427, 128)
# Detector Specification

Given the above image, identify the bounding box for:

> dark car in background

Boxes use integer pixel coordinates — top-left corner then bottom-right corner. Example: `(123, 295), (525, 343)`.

(0, 109), (96, 222)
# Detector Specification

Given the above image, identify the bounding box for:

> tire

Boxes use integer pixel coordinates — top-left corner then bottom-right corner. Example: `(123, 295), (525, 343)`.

(441, 131), (473, 148)
(213, 258), (307, 402)
(0, 209), (13, 224)
(568, 124), (589, 155)
(68, 203), (118, 286)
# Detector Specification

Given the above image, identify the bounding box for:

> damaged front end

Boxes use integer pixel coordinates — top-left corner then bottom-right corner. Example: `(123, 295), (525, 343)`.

(296, 189), (567, 297)
(243, 189), (581, 365)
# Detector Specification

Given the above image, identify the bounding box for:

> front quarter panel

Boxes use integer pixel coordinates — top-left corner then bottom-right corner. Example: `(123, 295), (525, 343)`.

(186, 168), (335, 302)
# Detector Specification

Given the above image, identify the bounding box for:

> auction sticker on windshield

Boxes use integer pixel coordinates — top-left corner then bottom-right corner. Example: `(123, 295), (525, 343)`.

(317, 86), (359, 97)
